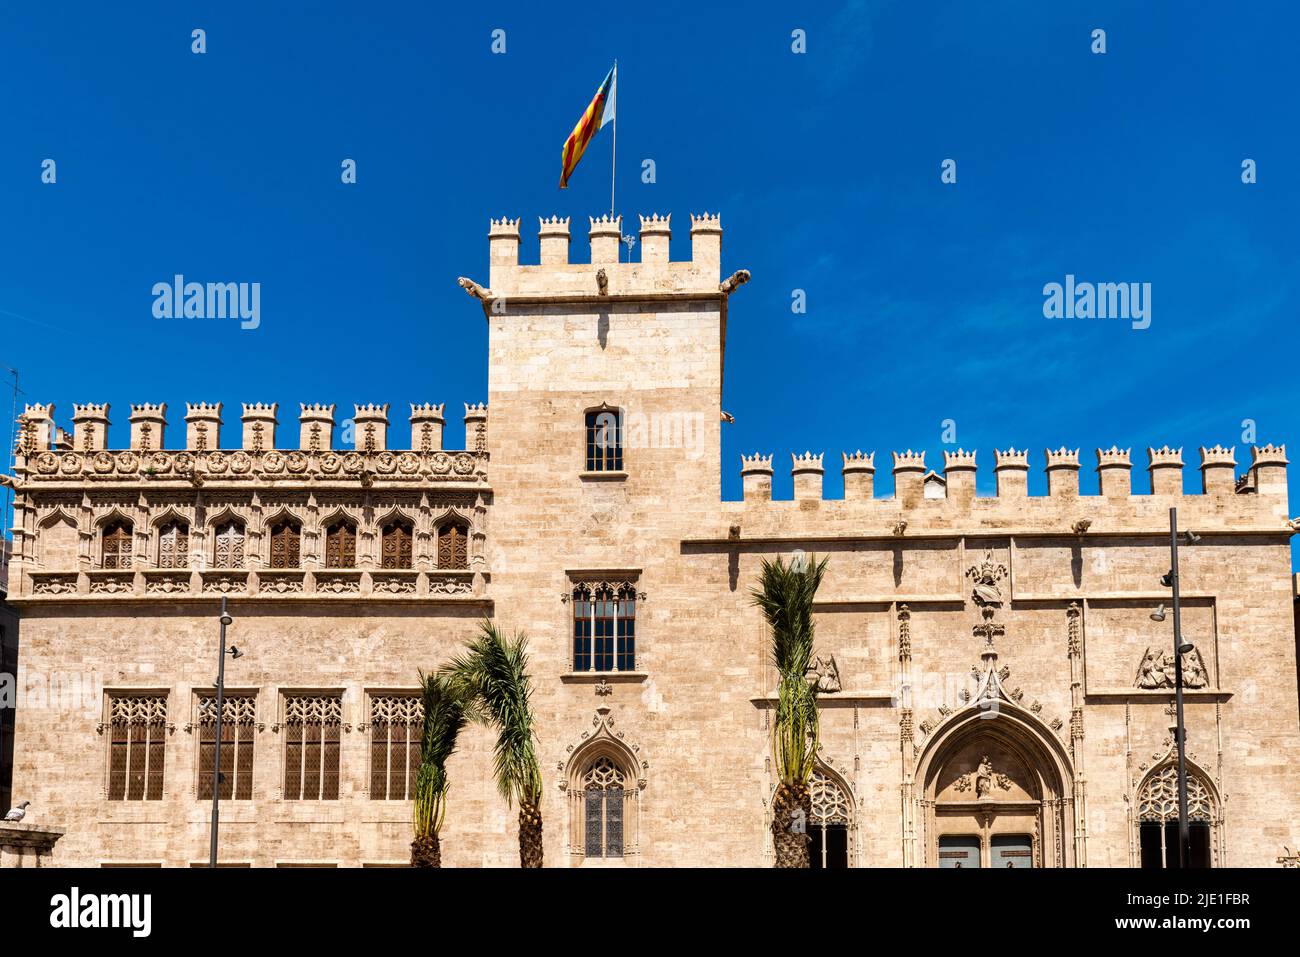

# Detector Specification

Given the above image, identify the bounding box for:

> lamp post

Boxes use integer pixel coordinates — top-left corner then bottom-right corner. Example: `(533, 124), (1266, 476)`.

(1163, 507), (1195, 868)
(209, 597), (239, 868)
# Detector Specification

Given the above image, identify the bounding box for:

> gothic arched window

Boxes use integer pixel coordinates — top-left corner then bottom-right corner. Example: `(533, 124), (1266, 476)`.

(581, 756), (627, 860)
(381, 519), (413, 569)
(324, 519), (356, 568)
(808, 769), (853, 869)
(101, 519), (133, 569)
(157, 520), (189, 568)
(436, 521), (468, 570)
(268, 519), (301, 569)
(213, 520), (246, 569)
(1137, 764), (1215, 869)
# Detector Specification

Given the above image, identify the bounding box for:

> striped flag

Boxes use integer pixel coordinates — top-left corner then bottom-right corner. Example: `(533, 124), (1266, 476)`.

(560, 64), (617, 189)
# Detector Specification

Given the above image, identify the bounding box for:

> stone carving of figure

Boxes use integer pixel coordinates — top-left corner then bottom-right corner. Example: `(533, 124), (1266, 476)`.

(1135, 647), (1209, 690)
(975, 755), (994, 798)
(1135, 647), (1164, 689)
(1181, 648), (1209, 689)
(805, 654), (842, 694)
(966, 550), (1008, 608)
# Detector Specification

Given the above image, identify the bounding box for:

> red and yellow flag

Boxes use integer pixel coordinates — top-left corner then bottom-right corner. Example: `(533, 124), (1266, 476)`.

(560, 64), (617, 189)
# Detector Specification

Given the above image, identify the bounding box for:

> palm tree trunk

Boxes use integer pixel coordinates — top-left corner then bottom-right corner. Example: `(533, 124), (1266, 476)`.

(518, 801), (544, 868)
(411, 833), (442, 868)
(771, 781), (812, 868)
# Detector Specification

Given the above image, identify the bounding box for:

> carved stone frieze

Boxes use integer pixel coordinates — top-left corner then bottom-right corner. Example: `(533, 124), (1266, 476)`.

(17, 448), (487, 485)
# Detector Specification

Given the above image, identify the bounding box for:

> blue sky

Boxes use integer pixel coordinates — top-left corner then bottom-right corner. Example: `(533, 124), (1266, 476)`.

(2, 3), (1297, 563)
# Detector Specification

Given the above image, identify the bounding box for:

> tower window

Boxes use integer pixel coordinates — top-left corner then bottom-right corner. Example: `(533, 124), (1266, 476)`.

(572, 583), (636, 672)
(585, 409), (623, 472)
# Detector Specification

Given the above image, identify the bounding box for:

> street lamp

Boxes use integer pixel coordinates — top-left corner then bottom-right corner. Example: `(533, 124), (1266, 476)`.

(209, 597), (240, 868)
(1157, 507), (1198, 868)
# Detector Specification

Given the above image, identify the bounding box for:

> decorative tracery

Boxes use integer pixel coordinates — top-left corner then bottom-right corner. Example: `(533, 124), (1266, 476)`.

(581, 755), (627, 859)
(369, 694), (422, 801)
(197, 694), (257, 800)
(810, 769), (852, 826)
(282, 694), (344, 800)
(107, 695), (168, 801)
(1137, 764), (1214, 823)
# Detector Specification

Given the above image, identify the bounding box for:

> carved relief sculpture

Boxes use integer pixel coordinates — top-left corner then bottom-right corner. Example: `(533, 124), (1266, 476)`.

(805, 653), (841, 694)
(1134, 646), (1209, 690)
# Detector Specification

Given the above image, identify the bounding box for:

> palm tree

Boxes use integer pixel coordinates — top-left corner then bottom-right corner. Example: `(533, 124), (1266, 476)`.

(751, 553), (829, 868)
(446, 620), (545, 867)
(410, 670), (473, 868)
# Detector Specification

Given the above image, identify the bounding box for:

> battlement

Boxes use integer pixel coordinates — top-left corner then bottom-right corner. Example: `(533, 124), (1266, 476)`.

(791, 451), (825, 500)
(730, 445), (1291, 510)
(1147, 446), (1184, 495)
(842, 451), (876, 499)
(942, 449), (978, 501)
(480, 210), (730, 300)
(14, 401), (487, 458)
(740, 453), (774, 501)
(71, 404), (111, 452)
(994, 448), (1031, 497)
(943, 449), (978, 470)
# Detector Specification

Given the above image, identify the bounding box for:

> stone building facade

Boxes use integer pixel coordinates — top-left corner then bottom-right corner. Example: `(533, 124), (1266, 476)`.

(5, 212), (1300, 867)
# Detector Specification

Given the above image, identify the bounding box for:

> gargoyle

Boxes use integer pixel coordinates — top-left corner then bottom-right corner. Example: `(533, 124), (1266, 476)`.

(457, 276), (491, 302)
(720, 269), (751, 295)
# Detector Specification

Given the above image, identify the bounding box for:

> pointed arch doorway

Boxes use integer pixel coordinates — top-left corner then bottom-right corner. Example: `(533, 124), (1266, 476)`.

(916, 706), (1075, 868)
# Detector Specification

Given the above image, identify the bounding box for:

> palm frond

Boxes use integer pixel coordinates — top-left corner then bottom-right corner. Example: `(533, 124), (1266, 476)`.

(412, 669), (472, 840)
(750, 554), (828, 675)
(443, 619), (543, 808)
(750, 554), (828, 786)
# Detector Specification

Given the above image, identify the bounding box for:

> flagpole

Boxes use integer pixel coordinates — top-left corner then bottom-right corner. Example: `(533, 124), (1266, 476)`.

(610, 61), (617, 221)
